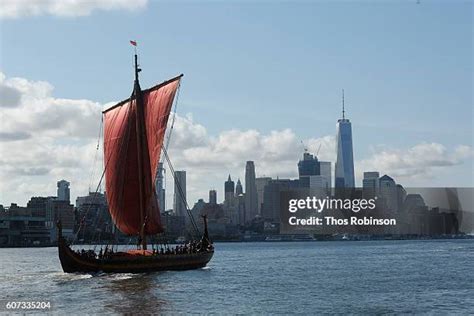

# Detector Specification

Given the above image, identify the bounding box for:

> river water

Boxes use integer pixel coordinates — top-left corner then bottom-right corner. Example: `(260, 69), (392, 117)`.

(0, 239), (473, 314)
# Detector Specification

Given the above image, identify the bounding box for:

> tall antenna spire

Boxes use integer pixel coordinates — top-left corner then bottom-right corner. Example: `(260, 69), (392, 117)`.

(342, 89), (345, 119)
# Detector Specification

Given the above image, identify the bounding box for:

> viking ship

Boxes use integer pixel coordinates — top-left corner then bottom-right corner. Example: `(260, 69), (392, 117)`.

(57, 48), (213, 273)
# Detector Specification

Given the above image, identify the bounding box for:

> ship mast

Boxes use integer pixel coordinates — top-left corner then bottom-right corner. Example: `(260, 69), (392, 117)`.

(133, 51), (148, 250)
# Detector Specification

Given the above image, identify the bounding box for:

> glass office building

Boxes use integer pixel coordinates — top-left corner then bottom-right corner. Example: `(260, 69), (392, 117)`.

(335, 117), (355, 188)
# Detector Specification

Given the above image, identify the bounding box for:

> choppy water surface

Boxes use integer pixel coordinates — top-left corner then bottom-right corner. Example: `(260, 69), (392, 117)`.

(1, 240), (473, 314)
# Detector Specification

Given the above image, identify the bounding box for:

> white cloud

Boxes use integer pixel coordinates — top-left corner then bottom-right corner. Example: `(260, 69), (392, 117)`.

(356, 143), (474, 182)
(0, 72), (103, 205)
(167, 121), (335, 177)
(163, 116), (335, 206)
(0, 0), (148, 19)
(1, 74), (102, 140)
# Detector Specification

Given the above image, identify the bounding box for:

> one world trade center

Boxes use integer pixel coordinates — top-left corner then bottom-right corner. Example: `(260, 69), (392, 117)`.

(335, 90), (355, 188)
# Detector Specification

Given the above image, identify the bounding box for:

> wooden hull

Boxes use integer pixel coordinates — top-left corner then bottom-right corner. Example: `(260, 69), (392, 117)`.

(58, 238), (214, 273)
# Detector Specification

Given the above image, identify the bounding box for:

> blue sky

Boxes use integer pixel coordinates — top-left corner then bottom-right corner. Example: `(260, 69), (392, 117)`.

(2, 1), (472, 144)
(0, 0), (473, 205)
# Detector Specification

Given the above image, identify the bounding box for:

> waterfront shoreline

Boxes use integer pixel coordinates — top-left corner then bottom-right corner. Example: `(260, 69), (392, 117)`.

(1, 234), (472, 248)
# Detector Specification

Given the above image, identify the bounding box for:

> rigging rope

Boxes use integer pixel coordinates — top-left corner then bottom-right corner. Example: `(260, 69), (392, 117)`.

(161, 144), (201, 236)
(88, 116), (103, 192)
(164, 81), (181, 152)
(72, 168), (106, 246)
(73, 104), (130, 246)
(153, 81), (181, 210)
(72, 114), (106, 247)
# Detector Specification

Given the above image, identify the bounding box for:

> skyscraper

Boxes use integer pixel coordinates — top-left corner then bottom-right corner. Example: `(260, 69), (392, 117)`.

(403, 194), (426, 212)
(235, 179), (245, 225)
(379, 175), (397, 211)
(261, 179), (300, 221)
(224, 175), (235, 205)
(396, 184), (407, 211)
(309, 175), (330, 196)
(297, 151), (331, 189)
(362, 171), (380, 198)
(245, 161), (258, 222)
(155, 162), (166, 211)
(236, 193), (246, 225)
(209, 189), (217, 205)
(57, 180), (70, 202)
(335, 90), (355, 188)
(235, 179), (243, 196)
(298, 152), (320, 187)
(319, 161), (332, 188)
(255, 177), (271, 215)
(173, 170), (187, 217)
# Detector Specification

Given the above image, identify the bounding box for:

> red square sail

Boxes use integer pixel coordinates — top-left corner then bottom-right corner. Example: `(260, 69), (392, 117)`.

(103, 75), (182, 236)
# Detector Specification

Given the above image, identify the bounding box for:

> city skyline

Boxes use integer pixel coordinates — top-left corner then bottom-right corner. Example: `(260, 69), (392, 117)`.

(1, 1), (473, 206)
(0, 144), (465, 211)
(1, 91), (473, 206)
